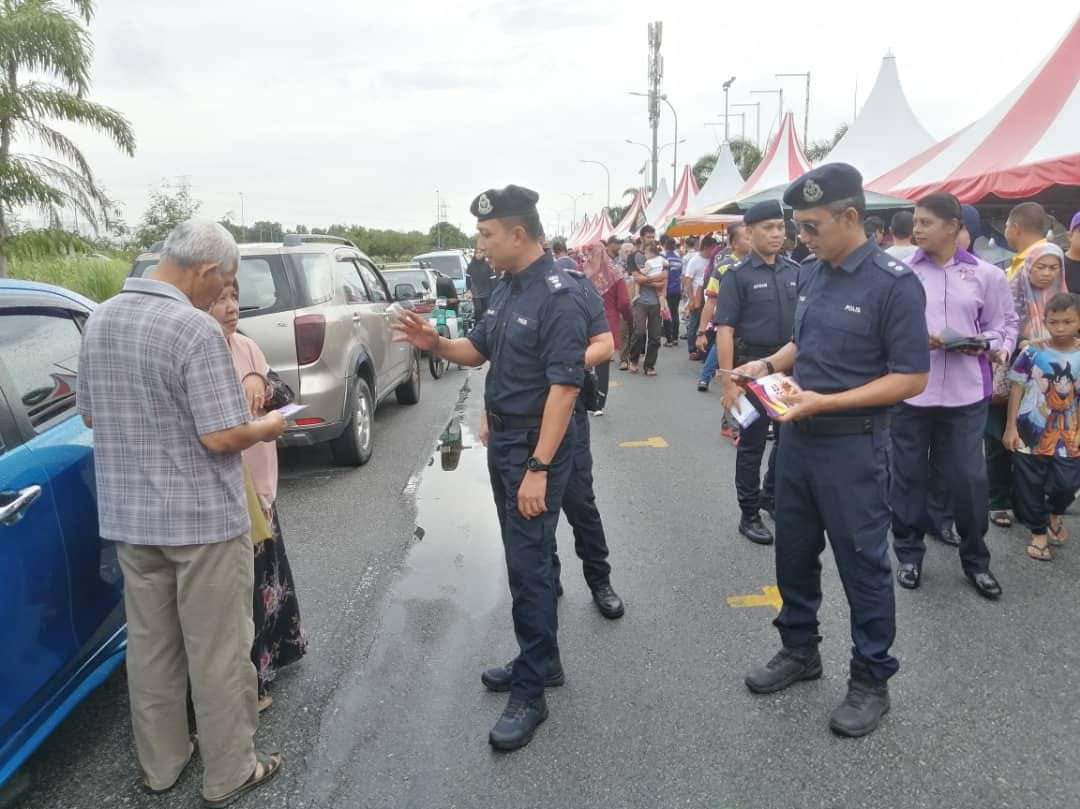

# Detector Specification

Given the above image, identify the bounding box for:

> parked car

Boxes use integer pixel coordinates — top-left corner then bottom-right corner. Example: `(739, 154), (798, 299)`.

(380, 265), (440, 315)
(0, 280), (126, 789)
(130, 234), (422, 466)
(412, 249), (469, 295)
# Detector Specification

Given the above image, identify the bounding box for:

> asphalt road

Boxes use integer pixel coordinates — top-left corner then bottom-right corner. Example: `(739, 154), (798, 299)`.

(7, 347), (1080, 809)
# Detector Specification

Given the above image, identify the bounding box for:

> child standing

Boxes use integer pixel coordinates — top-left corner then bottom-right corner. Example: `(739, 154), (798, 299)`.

(1003, 292), (1080, 560)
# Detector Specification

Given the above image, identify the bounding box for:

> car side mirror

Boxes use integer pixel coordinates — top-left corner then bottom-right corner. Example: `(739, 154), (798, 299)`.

(395, 283), (418, 301)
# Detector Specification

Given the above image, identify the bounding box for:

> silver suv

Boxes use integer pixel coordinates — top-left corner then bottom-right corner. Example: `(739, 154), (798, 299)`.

(130, 235), (422, 466)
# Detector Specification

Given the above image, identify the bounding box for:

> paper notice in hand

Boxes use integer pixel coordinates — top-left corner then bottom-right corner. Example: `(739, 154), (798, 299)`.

(277, 404), (307, 420)
(745, 373), (802, 420)
(729, 393), (761, 429)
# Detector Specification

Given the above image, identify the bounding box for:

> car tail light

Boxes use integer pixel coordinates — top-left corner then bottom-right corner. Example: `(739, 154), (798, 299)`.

(295, 314), (326, 365)
(295, 417), (324, 427)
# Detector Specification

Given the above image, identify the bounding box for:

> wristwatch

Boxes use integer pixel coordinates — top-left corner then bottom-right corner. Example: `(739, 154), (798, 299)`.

(526, 457), (551, 473)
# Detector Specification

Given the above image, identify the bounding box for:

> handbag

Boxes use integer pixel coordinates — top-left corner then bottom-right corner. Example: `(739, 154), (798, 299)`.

(264, 369), (295, 410)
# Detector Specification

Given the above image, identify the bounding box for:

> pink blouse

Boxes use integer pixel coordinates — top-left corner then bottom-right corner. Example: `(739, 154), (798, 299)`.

(228, 333), (278, 508)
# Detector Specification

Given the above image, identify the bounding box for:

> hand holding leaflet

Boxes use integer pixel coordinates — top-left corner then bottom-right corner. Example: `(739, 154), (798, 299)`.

(277, 403), (307, 421)
(745, 373), (803, 420)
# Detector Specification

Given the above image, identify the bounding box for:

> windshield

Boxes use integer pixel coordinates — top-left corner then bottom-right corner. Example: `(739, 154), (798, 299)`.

(415, 255), (464, 279)
(383, 270), (430, 292)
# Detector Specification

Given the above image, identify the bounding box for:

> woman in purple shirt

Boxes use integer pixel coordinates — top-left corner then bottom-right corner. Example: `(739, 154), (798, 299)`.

(889, 193), (1018, 599)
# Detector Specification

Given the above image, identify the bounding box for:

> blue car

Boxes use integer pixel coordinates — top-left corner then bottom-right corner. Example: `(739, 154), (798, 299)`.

(0, 280), (125, 787)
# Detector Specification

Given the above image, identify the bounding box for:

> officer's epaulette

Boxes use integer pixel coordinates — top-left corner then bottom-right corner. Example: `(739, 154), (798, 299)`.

(565, 269), (585, 280)
(544, 269), (574, 294)
(731, 255), (752, 271)
(873, 251), (913, 278)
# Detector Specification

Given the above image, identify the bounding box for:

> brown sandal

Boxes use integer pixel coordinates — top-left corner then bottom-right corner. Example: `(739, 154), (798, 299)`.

(1026, 542), (1052, 561)
(204, 751), (283, 809)
(1049, 516), (1067, 546)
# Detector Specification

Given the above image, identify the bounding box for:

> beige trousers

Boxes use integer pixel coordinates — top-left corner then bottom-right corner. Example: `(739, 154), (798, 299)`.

(117, 534), (258, 799)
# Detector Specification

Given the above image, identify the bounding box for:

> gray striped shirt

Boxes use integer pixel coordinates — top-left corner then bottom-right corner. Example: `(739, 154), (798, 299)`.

(77, 278), (251, 545)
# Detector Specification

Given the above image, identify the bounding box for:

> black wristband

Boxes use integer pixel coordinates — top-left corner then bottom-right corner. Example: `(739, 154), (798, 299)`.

(765, 360), (775, 375)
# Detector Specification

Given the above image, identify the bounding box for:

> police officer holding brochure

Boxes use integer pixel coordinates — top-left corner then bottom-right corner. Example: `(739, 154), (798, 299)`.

(392, 184), (589, 752)
(734, 164), (930, 739)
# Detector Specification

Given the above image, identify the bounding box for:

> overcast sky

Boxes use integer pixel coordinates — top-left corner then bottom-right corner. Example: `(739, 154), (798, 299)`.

(60, 0), (1076, 237)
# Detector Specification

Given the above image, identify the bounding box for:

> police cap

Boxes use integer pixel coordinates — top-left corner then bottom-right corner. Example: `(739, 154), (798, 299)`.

(783, 163), (864, 210)
(470, 184), (540, 222)
(743, 199), (785, 225)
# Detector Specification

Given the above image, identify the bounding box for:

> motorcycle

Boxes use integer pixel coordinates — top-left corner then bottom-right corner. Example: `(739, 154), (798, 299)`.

(428, 297), (461, 379)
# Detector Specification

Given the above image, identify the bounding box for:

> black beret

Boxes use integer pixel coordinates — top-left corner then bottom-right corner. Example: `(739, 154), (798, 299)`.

(783, 163), (864, 210)
(743, 199), (786, 225)
(470, 184), (540, 222)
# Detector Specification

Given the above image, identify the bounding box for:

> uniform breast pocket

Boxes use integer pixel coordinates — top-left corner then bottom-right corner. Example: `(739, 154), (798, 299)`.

(821, 307), (873, 339)
(785, 282), (798, 300)
(507, 312), (539, 349)
(747, 286), (775, 303)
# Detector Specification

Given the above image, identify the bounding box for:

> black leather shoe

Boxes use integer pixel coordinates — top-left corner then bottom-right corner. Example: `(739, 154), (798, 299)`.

(489, 695), (548, 751)
(745, 647), (822, 694)
(481, 659), (565, 693)
(896, 562), (921, 590)
(967, 570), (1002, 600)
(929, 525), (960, 547)
(591, 583), (625, 619)
(829, 675), (890, 738)
(739, 515), (774, 545)
(697, 380), (709, 392)
(760, 501), (776, 521)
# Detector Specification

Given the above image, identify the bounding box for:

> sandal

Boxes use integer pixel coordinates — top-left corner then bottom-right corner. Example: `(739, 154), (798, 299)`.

(990, 510), (1013, 528)
(142, 735), (197, 795)
(618, 361), (629, 371)
(204, 751), (283, 809)
(1049, 516), (1068, 546)
(628, 364), (640, 374)
(258, 694), (273, 713)
(1026, 542), (1052, 561)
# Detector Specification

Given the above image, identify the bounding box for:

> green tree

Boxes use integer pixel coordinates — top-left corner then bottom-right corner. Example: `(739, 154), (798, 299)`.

(135, 180), (200, 247)
(729, 138), (764, 180)
(806, 123), (849, 164)
(693, 153), (716, 188)
(0, 0), (135, 276)
(428, 221), (471, 250)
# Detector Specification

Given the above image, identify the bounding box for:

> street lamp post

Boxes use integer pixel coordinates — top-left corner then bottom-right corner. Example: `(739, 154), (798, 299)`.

(630, 91), (679, 188)
(626, 139), (653, 190)
(732, 102), (761, 149)
(563, 192), (590, 230)
(777, 72), (811, 148)
(751, 88), (784, 142)
(579, 159), (611, 210)
(238, 192), (245, 229)
(721, 77), (736, 143)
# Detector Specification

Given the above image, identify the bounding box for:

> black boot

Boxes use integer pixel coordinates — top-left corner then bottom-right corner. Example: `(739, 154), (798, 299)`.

(591, 582), (625, 619)
(745, 647), (822, 694)
(489, 695), (548, 751)
(829, 662), (890, 738)
(739, 514), (774, 545)
(481, 659), (565, 693)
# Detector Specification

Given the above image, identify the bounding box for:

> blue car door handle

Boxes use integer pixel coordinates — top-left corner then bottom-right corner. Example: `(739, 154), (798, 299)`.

(0, 485), (43, 526)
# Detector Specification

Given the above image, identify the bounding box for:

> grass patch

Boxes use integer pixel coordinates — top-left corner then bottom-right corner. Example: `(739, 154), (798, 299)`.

(9, 256), (130, 302)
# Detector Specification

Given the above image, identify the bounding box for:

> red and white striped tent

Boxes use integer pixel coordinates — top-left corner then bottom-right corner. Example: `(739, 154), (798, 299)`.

(612, 189), (649, 238)
(652, 165), (701, 232)
(734, 112), (812, 199)
(870, 17), (1080, 202)
(565, 215), (593, 249)
(570, 209), (614, 248)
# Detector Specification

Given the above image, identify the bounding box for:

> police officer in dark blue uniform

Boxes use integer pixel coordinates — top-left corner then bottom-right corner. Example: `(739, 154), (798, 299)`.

(554, 269), (624, 618)
(392, 185), (588, 751)
(736, 164), (930, 738)
(715, 200), (800, 545)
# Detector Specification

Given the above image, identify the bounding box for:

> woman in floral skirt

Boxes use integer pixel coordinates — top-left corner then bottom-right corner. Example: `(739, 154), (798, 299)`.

(211, 277), (307, 712)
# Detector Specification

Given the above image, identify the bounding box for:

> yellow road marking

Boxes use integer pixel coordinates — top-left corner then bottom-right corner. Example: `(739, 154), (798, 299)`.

(618, 436), (669, 449)
(727, 586), (783, 612)
(608, 381), (623, 389)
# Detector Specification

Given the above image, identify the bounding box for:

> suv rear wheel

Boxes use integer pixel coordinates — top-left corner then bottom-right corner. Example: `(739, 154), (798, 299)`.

(331, 375), (374, 467)
(396, 350), (422, 405)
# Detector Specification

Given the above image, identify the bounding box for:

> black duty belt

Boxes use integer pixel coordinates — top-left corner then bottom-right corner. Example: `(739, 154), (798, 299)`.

(487, 412), (542, 432)
(736, 341), (784, 362)
(794, 413), (891, 436)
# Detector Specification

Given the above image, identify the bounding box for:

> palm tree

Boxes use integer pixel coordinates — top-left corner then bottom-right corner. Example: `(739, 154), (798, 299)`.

(0, 0), (135, 276)
(693, 153), (716, 188)
(806, 123), (849, 164)
(728, 138), (764, 180)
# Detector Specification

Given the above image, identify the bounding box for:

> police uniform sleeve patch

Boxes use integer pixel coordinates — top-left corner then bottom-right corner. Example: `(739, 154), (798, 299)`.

(545, 271), (574, 294)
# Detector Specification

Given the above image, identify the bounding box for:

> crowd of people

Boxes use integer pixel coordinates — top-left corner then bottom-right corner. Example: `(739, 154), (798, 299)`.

(72, 174), (1080, 792)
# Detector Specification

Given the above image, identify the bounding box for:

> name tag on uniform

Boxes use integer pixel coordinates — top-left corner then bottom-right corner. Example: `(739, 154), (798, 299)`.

(788, 281), (797, 287)
(516, 316), (530, 326)
(844, 304), (862, 314)
(752, 282), (769, 290)
(799, 295), (806, 302)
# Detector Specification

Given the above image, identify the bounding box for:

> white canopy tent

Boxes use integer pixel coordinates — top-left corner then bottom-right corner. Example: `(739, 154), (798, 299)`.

(684, 142), (743, 215)
(826, 53), (936, 183)
(642, 179), (671, 227)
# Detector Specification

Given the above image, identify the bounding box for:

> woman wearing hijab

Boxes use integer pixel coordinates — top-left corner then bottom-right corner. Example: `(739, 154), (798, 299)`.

(985, 242), (1069, 527)
(583, 242), (631, 413)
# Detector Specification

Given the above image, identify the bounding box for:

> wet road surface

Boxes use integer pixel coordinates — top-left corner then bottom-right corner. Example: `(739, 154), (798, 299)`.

(6, 352), (1080, 809)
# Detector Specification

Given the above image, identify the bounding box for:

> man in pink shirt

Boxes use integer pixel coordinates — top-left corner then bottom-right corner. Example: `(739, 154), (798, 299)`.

(889, 193), (1018, 599)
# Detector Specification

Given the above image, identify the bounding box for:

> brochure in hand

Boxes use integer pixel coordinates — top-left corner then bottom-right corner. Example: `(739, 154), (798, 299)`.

(745, 373), (802, 420)
(728, 393), (761, 429)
